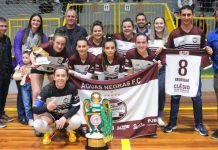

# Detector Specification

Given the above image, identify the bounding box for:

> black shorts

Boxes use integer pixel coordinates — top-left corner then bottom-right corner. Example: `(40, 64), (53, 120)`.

(31, 69), (53, 75)
(38, 112), (62, 121)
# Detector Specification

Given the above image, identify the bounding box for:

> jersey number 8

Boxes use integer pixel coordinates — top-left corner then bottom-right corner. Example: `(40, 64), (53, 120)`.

(178, 59), (188, 76)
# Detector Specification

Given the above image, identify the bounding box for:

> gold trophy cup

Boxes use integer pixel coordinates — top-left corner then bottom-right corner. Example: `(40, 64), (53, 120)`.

(83, 92), (113, 150)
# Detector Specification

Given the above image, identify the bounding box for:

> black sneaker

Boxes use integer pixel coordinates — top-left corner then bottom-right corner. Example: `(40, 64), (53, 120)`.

(163, 123), (177, 133)
(211, 129), (218, 140)
(0, 120), (6, 128)
(19, 118), (28, 125)
(35, 130), (43, 137)
(0, 114), (14, 122)
(194, 124), (208, 136)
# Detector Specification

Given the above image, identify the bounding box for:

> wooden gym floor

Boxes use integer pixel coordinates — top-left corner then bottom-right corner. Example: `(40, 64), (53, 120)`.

(0, 92), (218, 150)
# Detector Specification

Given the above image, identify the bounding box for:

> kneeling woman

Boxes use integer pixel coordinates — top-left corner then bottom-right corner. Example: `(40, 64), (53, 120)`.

(33, 66), (81, 145)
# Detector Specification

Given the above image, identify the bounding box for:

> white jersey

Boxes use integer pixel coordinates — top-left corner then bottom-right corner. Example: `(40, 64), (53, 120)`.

(116, 39), (135, 56)
(131, 59), (154, 73)
(173, 35), (201, 49)
(166, 53), (201, 97)
(88, 47), (102, 56)
(148, 39), (165, 52)
(37, 56), (68, 73)
(74, 65), (91, 75)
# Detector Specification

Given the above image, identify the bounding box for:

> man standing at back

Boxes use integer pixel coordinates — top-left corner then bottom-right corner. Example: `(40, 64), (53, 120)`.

(163, 5), (213, 136)
(134, 13), (151, 37)
(0, 17), (14, 128)
(56, 8), (88, 57)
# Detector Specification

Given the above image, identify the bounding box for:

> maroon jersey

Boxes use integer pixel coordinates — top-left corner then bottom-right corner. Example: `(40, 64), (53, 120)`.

(69, 52), (96, 74)
(113, 32), (136, 43)
(87, 36), (104, 47)
(36, 42), (68, 73)
(40, 42), (68, 57)
(113, 32), (136, 56)
(125, 48), (156, 73)
(167, 26), (205, 49)
(95, 53), (125, 80)
(87, 37), (105, 56)
(166, 26), (210, 67)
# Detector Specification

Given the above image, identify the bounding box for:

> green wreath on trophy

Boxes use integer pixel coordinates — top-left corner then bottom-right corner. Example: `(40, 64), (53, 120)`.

(83, 92), (113, 143)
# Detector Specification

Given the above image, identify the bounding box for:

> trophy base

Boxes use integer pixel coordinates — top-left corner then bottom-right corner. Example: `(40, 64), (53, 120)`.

(85, 138), (108, 150)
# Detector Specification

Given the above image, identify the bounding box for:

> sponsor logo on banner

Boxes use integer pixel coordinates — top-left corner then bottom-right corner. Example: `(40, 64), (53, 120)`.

(117, 125), (130, 130)
(133, 123), (145, 130)
(110, 98), (127, 122)
(147, 118), (157, 126)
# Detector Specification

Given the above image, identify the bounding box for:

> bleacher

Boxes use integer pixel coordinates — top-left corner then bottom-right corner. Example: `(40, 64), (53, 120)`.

(0, 1), (174, 39)
(0, 0), (216, 35)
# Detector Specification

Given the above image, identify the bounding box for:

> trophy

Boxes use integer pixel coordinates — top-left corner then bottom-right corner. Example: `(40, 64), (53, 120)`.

(83, 92), (113, 150)
(32, 46), (50, 65)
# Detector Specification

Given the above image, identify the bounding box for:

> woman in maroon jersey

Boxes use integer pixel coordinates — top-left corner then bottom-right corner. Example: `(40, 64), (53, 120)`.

(68, 38), (96, 79)
(95, 34), (125, 80)
(125, 34), (162, 76)
(87, 20), (105, 56)
(113, 18), (136, 56)
(30, 29), (69, 109)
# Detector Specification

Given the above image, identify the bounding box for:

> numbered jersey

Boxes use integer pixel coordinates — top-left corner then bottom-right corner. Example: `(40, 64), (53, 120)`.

(166, 54), (201, 97)
(167, 26), (211, 68)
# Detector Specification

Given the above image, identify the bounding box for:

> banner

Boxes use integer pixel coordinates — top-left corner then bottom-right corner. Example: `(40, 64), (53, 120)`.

(165, 49), (209, 97)
(70, 64), (159, 139)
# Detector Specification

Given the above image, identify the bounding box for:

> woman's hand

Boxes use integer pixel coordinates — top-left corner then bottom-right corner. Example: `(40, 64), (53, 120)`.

(47, 99), (57, 111)
(204, 46), (213, 55)
(20, 65), (25, 72)
(68, 69), (75, 75)
(155, 47), (163, 55)
(31, 63), (39, 69)
(157, 60), (163, 70)
(30, 52), (39, 69)
(21, 66), (30, 74)
(55, 116), (67, 130)
(19, 66), (25, 76)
